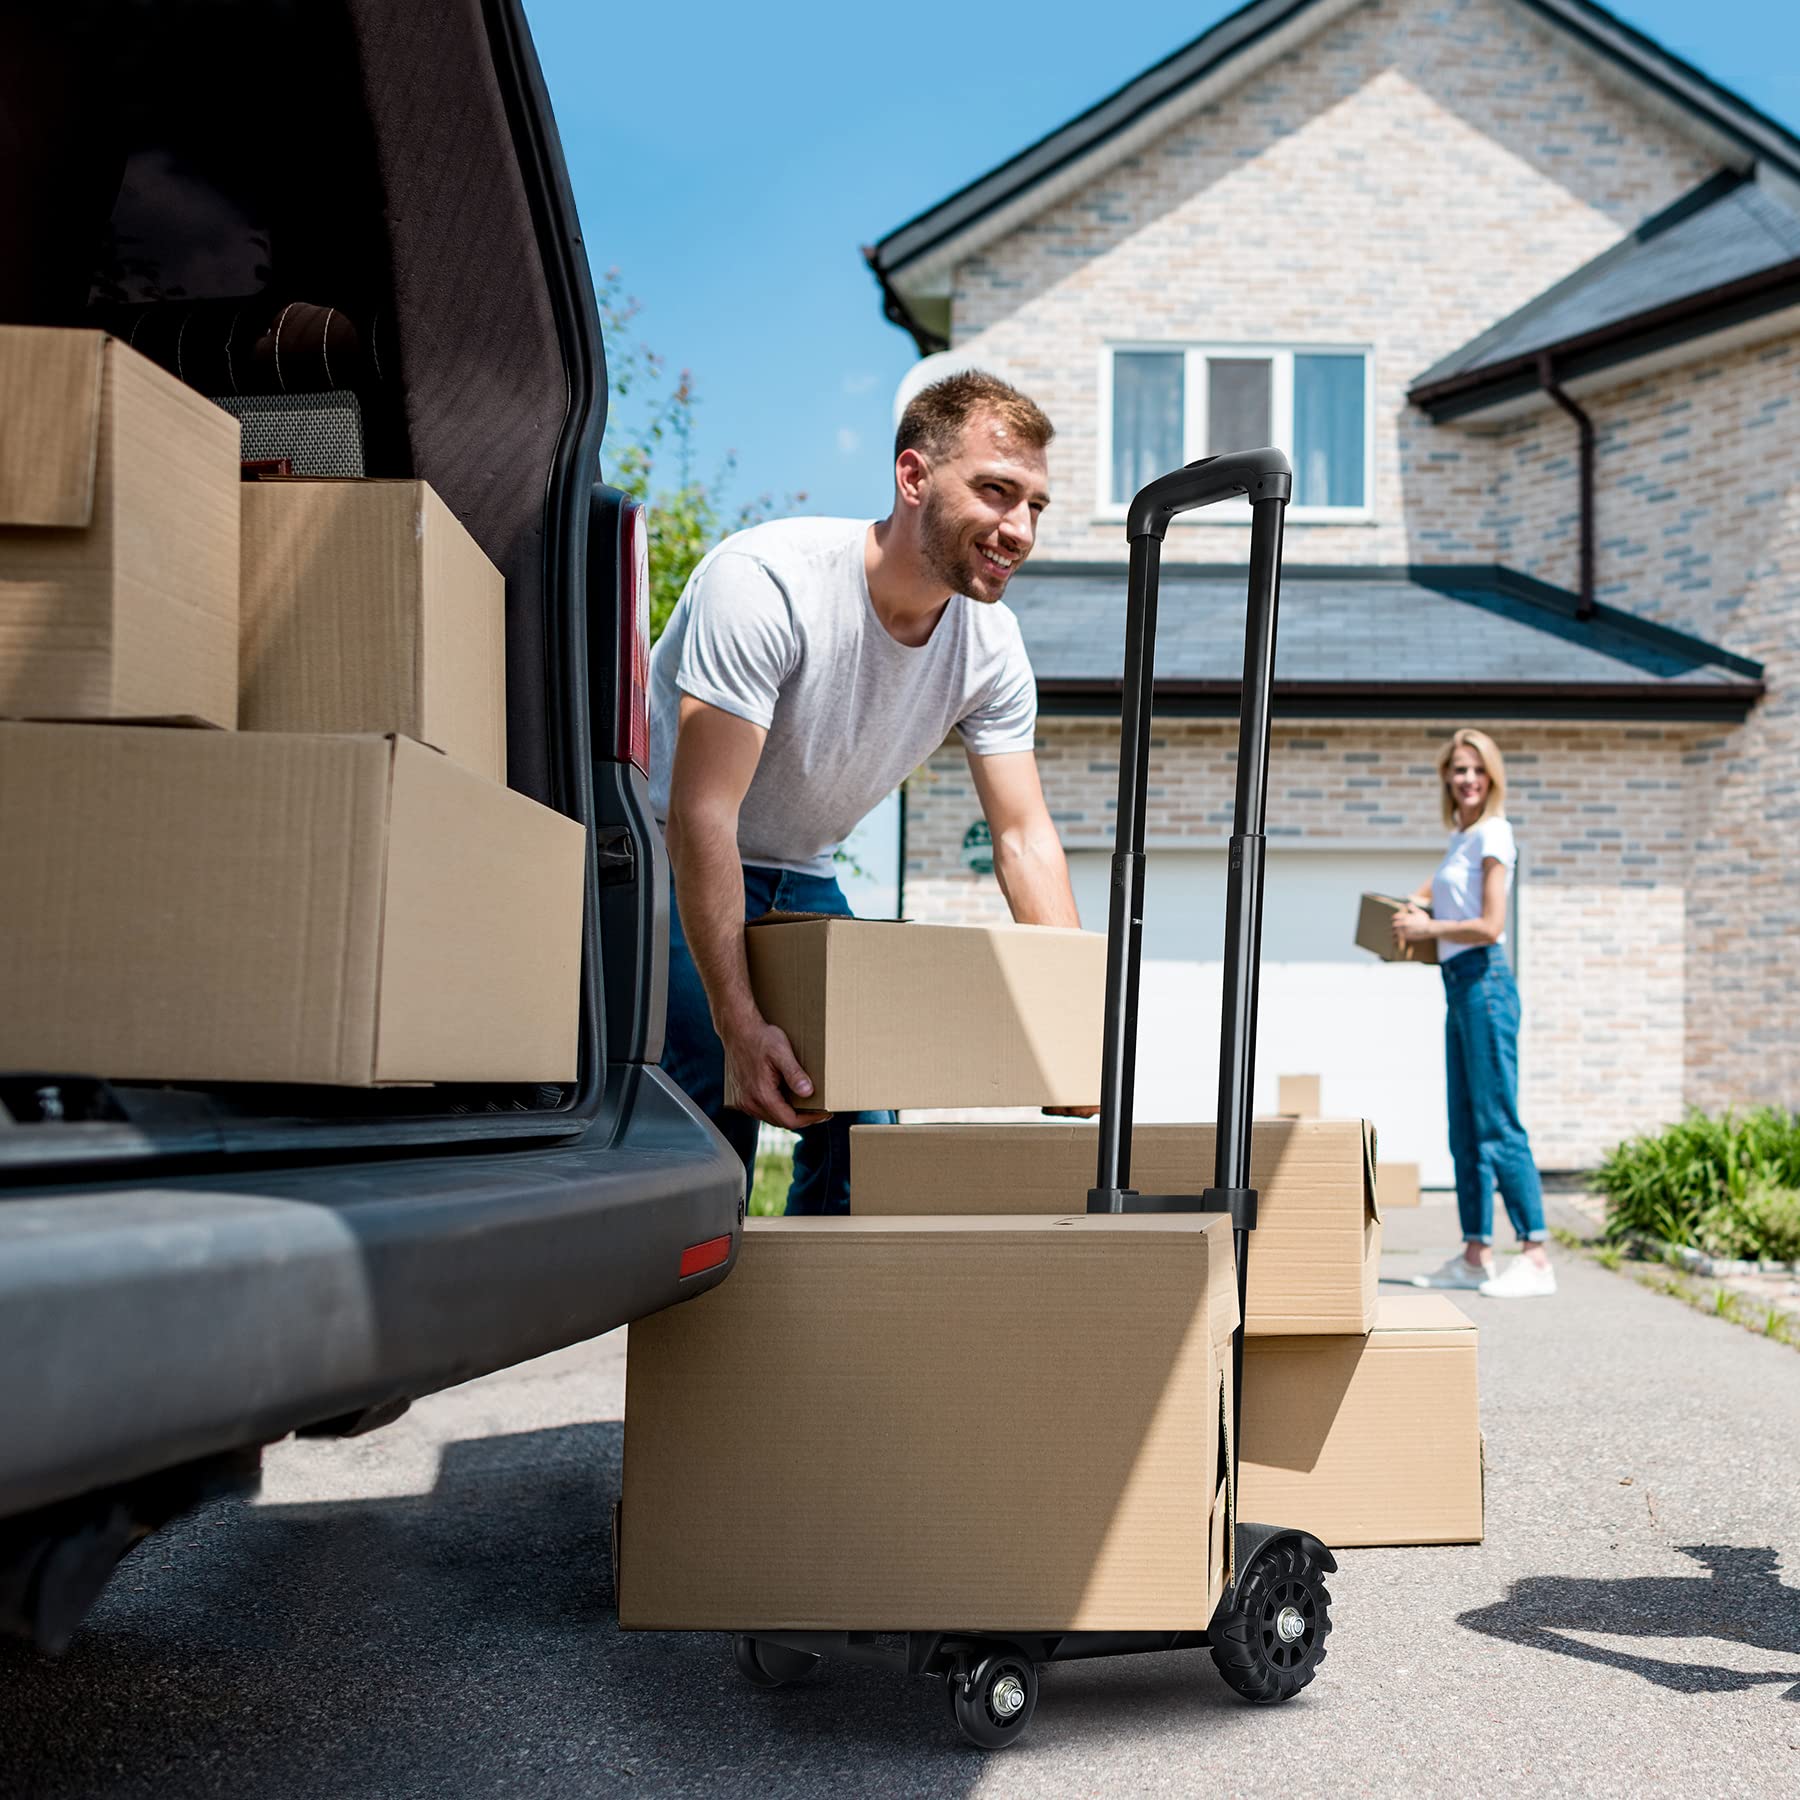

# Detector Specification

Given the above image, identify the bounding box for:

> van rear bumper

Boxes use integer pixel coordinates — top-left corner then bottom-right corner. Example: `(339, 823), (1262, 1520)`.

(0, 1066), (740, 1521)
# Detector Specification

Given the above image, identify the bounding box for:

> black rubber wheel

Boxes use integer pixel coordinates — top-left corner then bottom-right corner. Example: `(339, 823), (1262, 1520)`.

(732, 1635), (820, 1688)
(1210, 1538), (1333, 1704)
(946, 1651), (1038, 1749)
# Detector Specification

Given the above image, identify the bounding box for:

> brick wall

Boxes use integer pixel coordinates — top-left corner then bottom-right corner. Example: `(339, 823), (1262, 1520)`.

(1479, 334), (1800, 1110)
(905, 718), (1695, 1166)
(947, 0), (1712, 565)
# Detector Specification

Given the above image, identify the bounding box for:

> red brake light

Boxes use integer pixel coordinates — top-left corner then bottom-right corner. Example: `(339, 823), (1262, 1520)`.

(679, 1234), (732, 1279)
(616, 500), (651, 773)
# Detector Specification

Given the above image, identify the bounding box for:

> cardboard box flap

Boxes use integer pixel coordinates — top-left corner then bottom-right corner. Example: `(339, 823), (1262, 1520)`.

(1362, 1121), (1381, 1225)
(0, 327), (104, 527)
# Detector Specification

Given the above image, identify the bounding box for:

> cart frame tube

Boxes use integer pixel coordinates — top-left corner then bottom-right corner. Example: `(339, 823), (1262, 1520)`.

(1087, 451), (1290, 1463)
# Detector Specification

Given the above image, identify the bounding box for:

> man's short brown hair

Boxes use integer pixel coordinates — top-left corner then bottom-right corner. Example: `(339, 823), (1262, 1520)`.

(895, 370), (1054, 463)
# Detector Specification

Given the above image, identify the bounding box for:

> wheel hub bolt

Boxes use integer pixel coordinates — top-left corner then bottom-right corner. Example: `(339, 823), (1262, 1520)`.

(990, 1674), (1026, 1716)
(1275, 1605), (1306, 1644)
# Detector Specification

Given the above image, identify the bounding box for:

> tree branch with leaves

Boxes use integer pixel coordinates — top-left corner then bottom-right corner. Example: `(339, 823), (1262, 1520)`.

(598, 270), (803, 640)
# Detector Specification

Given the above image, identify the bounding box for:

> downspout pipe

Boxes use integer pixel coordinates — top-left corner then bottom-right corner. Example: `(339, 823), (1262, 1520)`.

(1537, 351), (1597, 620)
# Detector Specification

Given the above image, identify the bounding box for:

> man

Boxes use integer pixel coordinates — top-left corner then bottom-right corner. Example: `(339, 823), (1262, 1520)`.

(649, 370), (1090, 1215)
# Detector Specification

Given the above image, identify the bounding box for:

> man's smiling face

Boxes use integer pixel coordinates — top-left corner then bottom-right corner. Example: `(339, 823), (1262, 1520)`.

(916, 409), (1051, 603)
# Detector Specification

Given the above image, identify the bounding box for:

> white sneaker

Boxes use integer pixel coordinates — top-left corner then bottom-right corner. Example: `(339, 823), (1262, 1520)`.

(1479, 1255), (1557, 1298)
(1410, 1253), (1492, 1290)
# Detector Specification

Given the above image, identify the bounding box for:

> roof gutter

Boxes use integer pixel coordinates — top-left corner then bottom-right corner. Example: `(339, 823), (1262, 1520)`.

(861, 245), (948, 357)
(1536, 352), (1597, 621)
(1035, 677), (1765, 723)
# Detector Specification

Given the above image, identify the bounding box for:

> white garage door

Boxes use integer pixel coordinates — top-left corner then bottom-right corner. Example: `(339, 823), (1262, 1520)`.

(1067, 848), (1453, 1186)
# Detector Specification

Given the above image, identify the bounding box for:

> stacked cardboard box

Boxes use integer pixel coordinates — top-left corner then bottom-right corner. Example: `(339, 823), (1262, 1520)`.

(621, 1212), (1239, 1632)
(1241, 1294), (1481, 1547)
(0, 326), (584, 1086)
(848, 1117), (1483, 1547)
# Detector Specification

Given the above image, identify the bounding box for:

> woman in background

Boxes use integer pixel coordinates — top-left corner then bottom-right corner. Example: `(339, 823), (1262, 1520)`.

(1395, 728), (1554, 1299)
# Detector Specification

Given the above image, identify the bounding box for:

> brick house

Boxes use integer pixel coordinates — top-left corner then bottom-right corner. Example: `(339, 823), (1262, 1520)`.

(862, 0), (1800, 1178)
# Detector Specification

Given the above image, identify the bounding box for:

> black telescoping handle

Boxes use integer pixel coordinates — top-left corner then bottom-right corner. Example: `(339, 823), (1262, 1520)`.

(1091, 449), (1291, 1197)
(1087, 449), (1290, 1466)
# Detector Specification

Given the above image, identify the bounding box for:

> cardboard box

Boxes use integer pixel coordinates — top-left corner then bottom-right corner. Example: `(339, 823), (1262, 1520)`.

(0, 327), (240, 727)
(1240, 1294), (1482, 1546)
(620, 1212), (1237, 1632)
(1278, 1073), (1320, 1118)
(0, 722), (584, 1084)
(849, 1118), (1380, 1336)
(240, 479), (506, 782)
(1380, 1160), (1422, 1208)
(728, 915), (1106, 1112)
(1356, 891), (1438, 965)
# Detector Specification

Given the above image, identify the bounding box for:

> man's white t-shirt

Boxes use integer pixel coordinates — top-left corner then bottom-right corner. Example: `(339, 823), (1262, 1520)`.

(648, 517), (1038, 877)
(1432, 815), (1516, 963)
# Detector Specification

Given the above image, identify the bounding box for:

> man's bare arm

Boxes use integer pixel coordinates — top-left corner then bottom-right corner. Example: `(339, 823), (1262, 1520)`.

(966, 746), (1096, 1117)
(966, 747), (1083, 927)
(665, 695), (826, 1130)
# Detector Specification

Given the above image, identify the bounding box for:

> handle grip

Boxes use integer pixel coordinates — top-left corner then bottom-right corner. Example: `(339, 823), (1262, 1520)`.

(1126, 449), (1292, 540)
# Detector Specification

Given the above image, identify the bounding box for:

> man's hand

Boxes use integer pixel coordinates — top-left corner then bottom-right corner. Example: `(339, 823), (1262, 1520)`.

(723, 1016), (830, 1130)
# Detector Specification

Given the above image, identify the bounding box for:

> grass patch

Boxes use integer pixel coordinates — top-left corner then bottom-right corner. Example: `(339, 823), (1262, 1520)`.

(1560, 1233), (1800, 1354)
(748, 1146), (796, 1218)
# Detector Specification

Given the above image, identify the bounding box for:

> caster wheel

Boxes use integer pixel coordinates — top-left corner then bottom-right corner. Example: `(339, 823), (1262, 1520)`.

(947, 1650), (1038, 1748)
(1210, 1538), (1333, 1704)
(733, 1635), (820, 1688)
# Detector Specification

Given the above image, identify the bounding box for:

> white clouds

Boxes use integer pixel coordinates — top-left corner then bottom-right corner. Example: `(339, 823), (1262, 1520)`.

(836, 426), (861, 456)
(842, 372), (879, 396)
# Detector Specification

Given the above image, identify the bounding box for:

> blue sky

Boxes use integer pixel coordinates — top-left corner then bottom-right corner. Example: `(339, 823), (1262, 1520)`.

(524, 0), (1800, 523)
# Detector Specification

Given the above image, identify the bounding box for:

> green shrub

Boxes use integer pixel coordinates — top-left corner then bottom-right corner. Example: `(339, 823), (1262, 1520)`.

(1696, 1177), (1800, 1263)
(1594, 1107), (1800, 1255)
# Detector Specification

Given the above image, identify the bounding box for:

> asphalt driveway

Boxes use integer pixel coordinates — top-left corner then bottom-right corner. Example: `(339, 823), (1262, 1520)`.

(4, 1195), (1798, 1798)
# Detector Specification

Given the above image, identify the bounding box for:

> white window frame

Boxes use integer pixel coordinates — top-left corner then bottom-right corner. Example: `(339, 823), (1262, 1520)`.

(1096, 342), (1376, 525)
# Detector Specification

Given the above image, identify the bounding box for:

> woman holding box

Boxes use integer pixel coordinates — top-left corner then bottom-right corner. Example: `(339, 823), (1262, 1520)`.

(1394, 728), (1554, 1299)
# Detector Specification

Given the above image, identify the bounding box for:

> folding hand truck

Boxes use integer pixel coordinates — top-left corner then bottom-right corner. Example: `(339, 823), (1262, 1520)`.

(729, 450), (1336, 1746)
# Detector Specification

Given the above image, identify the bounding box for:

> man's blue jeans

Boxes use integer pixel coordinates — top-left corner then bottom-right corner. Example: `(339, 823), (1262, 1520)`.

(1442, 945), (1546, 1245)
(662, 863), (894, 1216)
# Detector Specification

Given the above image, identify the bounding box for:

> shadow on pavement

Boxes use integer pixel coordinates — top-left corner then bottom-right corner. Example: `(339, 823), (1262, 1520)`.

(1458, 1545), (1800, 1699)
(0, 1423), (998, 1798)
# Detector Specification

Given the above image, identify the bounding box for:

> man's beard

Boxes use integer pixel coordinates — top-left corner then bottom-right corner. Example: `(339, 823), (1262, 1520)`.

(918, 489), (985, 599)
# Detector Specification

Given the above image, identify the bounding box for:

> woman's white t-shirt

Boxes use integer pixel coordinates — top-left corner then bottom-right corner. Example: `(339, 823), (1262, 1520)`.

(1432, 815), (1516, 964)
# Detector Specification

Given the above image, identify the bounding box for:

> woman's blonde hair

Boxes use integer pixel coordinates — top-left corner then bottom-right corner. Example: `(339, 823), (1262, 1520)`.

(1438, 727), (1507, 828)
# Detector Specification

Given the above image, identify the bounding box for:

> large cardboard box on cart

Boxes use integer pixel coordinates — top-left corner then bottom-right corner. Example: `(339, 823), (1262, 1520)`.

(619, 1213), (1238, 1632)
(850, 1118), (1381, 1337)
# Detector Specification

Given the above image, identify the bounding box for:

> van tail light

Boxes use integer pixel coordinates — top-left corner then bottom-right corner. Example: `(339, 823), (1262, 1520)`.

(679, 1234), (732, 1279)
(616, 499), (651, 773)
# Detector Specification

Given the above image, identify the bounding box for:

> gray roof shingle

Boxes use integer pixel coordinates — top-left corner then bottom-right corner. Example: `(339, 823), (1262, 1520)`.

(1413, 168), (1800, 396)
(1006, 564), (1758, 697)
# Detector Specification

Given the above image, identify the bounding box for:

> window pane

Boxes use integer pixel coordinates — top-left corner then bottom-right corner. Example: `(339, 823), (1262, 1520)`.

(1206, 358), (1271, 454)
(1111, 352), (1184, 504)
(1294, 354), (1365, 507)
